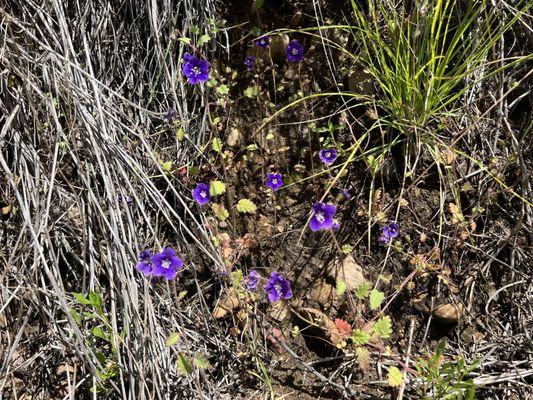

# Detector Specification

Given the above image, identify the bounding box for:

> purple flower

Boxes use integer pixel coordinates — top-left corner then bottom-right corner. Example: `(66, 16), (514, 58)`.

(332, 220), (340, 231)
(182, 53), (210, 84)
(309, 202), (337, 231)
(136, 250), (153, 276)
(319, 148), (338, 165)
(254, 35), (270, 48)
(265, 271), (292, 302)
(379, 222), (400, 244)
(244, 56), (256, 71)
(118, 194), (132, 204)
(286, 40), (304, 63)
(246, 269), (260, 291)
(265, 173), (283, 191)
(192, 182), (211, 205)
(165, 108), (176, 122)
(341, 188), (351, 199)
(150, 247), (183, 280)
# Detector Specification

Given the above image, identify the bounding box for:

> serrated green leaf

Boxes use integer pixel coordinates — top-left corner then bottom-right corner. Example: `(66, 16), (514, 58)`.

(244, 86), (258, 98)
(351, 328), (370, 346)
(209, 181), (226, 196)
(388, 366), (404, 387)
(369, 289), (385, 310)
(232, 269), (243, 287)
(355, 346), (370, 371)
(212, 137), (223, 153)
(355, 281), (371, 299)
(177, 353), (193, 375)
(161, 161), (173, 172)
(166, 332), (181, 347)
(193, 356), (210, 369)
(217, 84), (229, 95)
(212, 203), (229, 221)
(341, 244), (353, 254)
(178, 291), (187, 301)
(336, 280), (347, 296)
(198, 34), (211, 46)
(177, 127), (184, 141)
(236, 199), (257, 214)
(178, 37), (191, 44)
(373, 315), (392, 339)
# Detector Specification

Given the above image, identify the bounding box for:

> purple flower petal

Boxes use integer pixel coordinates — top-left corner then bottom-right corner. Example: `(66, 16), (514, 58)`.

(265, 173), (283, 191)
(246, 269), (260, 291)
(136, 250), (153, 276)
(244, 56), (256, 71)
(286, 40), (304, 63)
(309, 202), (337, 231)
(150, 247), (184, 280)
(265, 271), (292, 302)
(182, 54), (210, 84)
(254, 35), (270, 48)
(319, 148), (338, 165)
(192, 182), (211, 205)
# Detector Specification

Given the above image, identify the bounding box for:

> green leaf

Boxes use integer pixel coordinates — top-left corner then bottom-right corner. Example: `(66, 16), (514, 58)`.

(212, 137), (223, 153)
(70, 309), (81, 324)
(373, 315), (392, 339)
(336, 280), (347, 296)
(177, 127), (185, 141)
(166, 332), (181, 347)
(212, 203), (229, 221)
(355, 346), (370, 371)
(232, 269), (243, 288)
(177, 353), (193, 375)
(178, 291), (187, 301)
(236, 199), (257, 214)
(354, 281), (371, 299)
(72, 292), (91, 306)
(161, 161), (173, 172)
(388, 366), (404, 387)
(197, 34), (211, 46)
(178, 37), (191, 44)
(244, 86), (258, 98)
(193, 356), (210, 369)
(217, 84), (230, 95)
(91, 327), (108, 341)
(369, 289), (385, 310)
(351, 329), (370, 346)
(341, 244), (353, 254)
(209, 181), (226, 196)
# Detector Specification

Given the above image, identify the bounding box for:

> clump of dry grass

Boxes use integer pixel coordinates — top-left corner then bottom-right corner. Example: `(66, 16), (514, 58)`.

(0, 0), (245, 398)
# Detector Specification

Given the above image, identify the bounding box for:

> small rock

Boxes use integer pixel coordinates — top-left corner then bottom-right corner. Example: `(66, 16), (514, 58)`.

(309, 281), (338, 307)
(432, 303), (462, 324)
(327, 255), (365, 291)
(227, 127), (242, 147)
(269, 34), (290, 61)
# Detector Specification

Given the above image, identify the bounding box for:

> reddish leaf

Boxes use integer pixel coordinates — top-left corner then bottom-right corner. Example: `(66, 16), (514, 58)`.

(334, 318), (353, 336)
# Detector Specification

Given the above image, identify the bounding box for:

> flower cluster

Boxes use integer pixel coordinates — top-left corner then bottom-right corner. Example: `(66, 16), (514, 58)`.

(182, 53), (210, 84)
(136, 247), (184, 280)
(379, 222), (400, 244)
(244, 270), (292, 302)
(247, 35), (305, 69)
